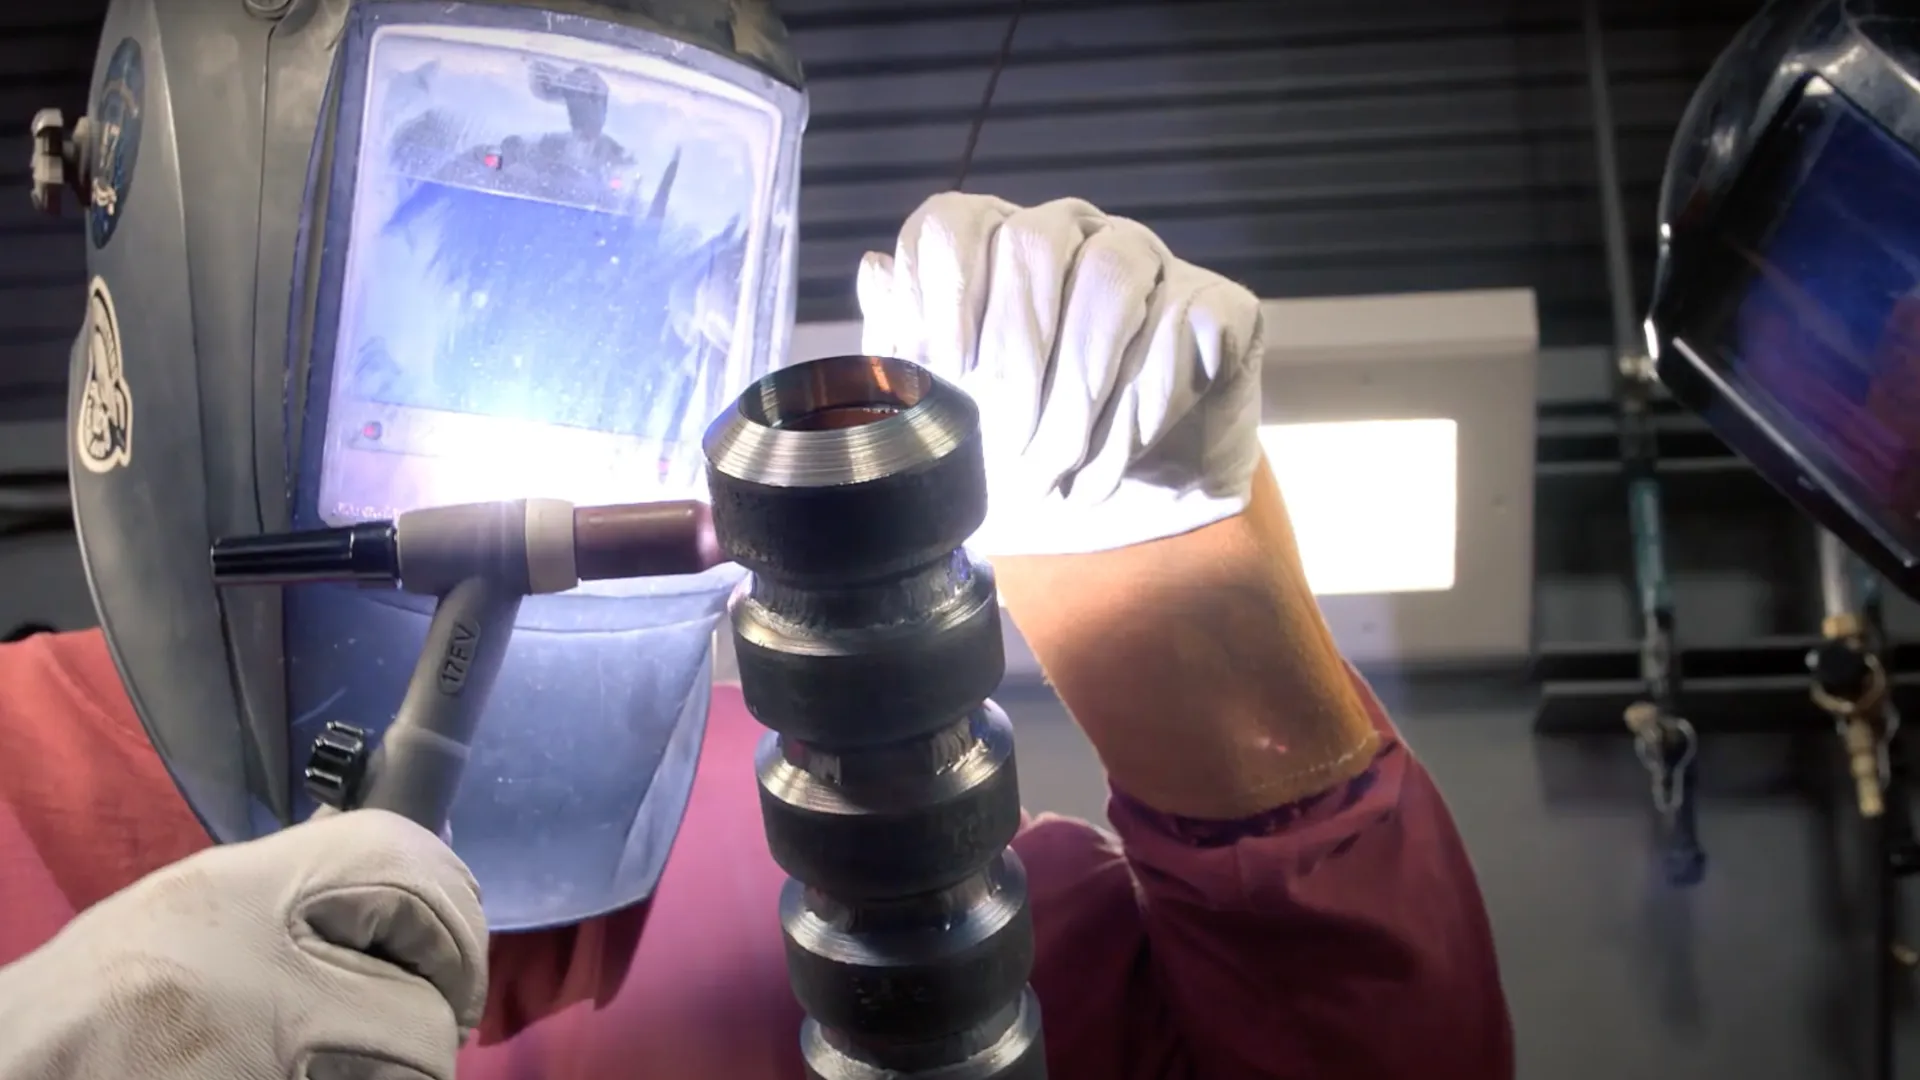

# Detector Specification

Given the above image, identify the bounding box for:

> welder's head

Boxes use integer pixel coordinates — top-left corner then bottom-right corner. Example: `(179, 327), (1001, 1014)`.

(1646, 0), (1920, 597)
(60, 0), (805, 931)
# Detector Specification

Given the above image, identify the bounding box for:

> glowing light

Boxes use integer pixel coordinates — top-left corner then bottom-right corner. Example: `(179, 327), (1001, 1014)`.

(1258, 419), (1458, 596)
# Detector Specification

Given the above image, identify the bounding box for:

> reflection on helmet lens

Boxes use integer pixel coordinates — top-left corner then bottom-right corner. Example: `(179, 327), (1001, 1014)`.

(316, 26), (784, 527)
(1691, 81), (1920, 555)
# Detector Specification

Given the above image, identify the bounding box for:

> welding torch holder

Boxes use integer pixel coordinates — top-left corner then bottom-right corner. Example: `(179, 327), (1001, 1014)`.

(305, 573), (524, 828)
(210, 496), (719, 836)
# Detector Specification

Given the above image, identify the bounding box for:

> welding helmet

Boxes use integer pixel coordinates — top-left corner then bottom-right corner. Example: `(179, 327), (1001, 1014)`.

(51, 0), (805, 930)
(1646, 0), (1920, 598)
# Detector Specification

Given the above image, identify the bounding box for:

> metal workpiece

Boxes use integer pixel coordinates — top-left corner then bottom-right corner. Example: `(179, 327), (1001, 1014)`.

(705, 354), (1047, 1079)
(758, 707), (1024, 898)
(706, 354), (987, 583)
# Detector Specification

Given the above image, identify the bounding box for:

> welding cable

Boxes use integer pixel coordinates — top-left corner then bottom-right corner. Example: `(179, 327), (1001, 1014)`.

(952, 0), (1027, 194)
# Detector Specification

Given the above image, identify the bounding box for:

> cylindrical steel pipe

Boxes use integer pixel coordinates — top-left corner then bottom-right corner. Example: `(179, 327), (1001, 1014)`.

(1819, 529), (1859, 622)
(705, 355), (1046, 1079)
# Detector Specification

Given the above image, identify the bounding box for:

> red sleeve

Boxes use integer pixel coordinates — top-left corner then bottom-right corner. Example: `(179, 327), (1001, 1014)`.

(0, 630), (210, 967)
(1123, 670), (1512, 1079)
(1022, 670), (1512, 1080)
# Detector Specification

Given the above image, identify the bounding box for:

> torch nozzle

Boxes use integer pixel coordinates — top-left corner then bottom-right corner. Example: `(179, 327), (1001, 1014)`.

(573, 499), (723, 581)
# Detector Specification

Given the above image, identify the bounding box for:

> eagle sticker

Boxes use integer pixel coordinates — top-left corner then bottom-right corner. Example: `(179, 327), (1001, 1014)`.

(76, 275), (133, 474)
(89, 38), (144, 250)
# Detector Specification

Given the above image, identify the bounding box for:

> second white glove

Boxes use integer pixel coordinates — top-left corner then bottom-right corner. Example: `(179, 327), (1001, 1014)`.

(0, 808), (487, 1080)
(858, 193), (1266, 557)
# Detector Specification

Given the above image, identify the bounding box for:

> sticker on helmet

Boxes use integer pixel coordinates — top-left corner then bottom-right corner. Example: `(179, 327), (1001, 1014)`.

(89, 38), (144, 250)
(76, 276), (132, 474)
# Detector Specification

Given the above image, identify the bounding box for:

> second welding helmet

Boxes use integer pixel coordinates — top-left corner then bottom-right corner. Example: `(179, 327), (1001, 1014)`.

(1645, 0), (1920, 598)
(59, 0), (805, 930)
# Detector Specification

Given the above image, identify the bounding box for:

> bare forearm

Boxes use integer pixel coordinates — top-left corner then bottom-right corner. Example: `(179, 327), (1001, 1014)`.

(994, 456), (1378, 820)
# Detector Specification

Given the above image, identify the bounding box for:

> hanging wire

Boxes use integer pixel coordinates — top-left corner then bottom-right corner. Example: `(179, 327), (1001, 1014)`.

(952, 0), (1029, 192)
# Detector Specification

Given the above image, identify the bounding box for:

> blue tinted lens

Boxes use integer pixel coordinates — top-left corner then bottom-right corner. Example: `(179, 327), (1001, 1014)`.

(1717, 83), (1920, 548)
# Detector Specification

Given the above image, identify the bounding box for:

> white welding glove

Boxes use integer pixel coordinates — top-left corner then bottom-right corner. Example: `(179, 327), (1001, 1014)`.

(858, 193), (1267, 557)
(0, 809), (487, 1080)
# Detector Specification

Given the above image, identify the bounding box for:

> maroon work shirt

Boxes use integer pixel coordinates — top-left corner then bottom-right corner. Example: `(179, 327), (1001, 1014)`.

(0, 630), (1512, 1078)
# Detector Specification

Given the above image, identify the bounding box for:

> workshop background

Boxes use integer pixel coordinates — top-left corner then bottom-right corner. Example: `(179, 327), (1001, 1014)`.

(0, 1), (1906, 1077)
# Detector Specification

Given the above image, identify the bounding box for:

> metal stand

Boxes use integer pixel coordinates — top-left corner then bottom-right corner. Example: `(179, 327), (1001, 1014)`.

(1809, 532), (1919, 1080)
(1583, 0), (1703, 885)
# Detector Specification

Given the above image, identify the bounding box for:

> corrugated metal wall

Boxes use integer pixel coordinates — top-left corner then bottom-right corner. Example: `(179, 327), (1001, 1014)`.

(0, 8), (100, 423)
(0, 0), (1753, 425)
(782, 0), (1756, 340)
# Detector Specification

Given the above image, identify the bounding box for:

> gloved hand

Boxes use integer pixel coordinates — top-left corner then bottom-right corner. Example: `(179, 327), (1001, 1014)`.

(0, 809), (487, 1080)
(857, 193), (1267, 556)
